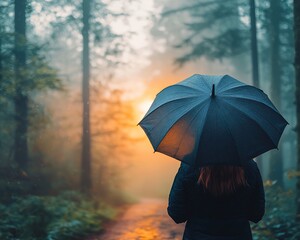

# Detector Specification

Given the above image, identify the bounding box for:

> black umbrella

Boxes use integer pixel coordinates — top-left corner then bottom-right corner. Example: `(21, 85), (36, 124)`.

(138, 74), (288, 167)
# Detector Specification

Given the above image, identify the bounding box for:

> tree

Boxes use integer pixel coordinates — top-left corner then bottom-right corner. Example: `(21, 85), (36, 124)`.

(90, 88), (138, 199)
(0, 1), (14, 162)
(266, 0), (294, 186)
(163, 0), (249, 66)
(37, 0), (108, 195)
(249, 0), (264, 171)
(47, 0), (145, 195)
(34, 0), (151, 195)
(161, 0), (268, 97)
(249, 0), (259, 88)
(164, 1), (295, 183)
(81, 0), (92, 194)
(294, 0), (300, 220)
(162, 0), (266, 172)
(0, 0), (63, 199)
(12, 0), (63, 170)
(268, 0), (282, 186)
(14, 0), (28, 169)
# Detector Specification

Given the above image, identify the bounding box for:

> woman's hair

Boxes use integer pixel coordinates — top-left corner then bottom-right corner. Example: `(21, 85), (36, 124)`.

(197, 165), (247, 196)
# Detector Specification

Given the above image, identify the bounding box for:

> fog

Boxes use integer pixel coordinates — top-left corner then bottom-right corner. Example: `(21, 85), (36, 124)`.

(2, 0), (296, 198)
(0, 0), (296, 219)
(1, 0), (299, 239)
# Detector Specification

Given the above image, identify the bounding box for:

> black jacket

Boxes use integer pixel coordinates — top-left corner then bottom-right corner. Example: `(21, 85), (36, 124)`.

(168, 160), (265, 240)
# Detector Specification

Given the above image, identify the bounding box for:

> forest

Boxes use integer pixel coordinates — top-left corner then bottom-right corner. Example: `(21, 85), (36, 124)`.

(0, 0), (300, 239)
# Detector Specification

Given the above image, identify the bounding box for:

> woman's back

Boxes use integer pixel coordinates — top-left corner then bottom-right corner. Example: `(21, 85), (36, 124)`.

(168, 160), (265, 240)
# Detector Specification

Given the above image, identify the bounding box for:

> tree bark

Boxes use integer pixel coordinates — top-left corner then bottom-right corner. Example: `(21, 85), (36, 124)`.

(81, 0), (92, 195)
(294, 0), (300, 221)
(268, 0), (283, 186)
(14, 0), (28, 169)
(249, 0), (259, 88)
(0, 31), (2, 83)
(249, 0), (264, 173)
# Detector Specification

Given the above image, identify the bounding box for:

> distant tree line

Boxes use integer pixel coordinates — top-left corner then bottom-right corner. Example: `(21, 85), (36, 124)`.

(0, 0), (139, 201)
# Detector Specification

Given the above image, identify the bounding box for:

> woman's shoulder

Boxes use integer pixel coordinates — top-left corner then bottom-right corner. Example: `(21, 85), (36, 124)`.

(179, 162), (197, 174)
(244, 159), (259, 172)
(178, 162), (199, 182)
(243, 159), (261, 184)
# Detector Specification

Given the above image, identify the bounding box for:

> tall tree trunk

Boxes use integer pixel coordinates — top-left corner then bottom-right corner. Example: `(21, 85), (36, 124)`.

(0, 32), (2, 83)
(0, 3), (4, 84)
(249, 0), (259, 88)
(229, 0), (248, 78)
(268, 0), (283, 186)
(294, 0), (300, 221)
(14, 0), (28, 170)
(249, 0), (263, 173)
(81, 0), (92, 194)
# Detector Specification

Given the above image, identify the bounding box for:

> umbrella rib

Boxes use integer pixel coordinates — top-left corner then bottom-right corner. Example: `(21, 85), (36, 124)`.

(176, 82), (210, 93)
(141, 96), (201, 120)
(172, 103), (206, 159)
(221, 96), (281, 115)
(194, 100), (213, 165)
(199, 75), (214, 89)
(221, 100), (279, 147)
(215, 101), (242, 162)
(214, 74), (227, 88)
(142, 98), (204, 148)
(154, 98), (210, 152)
(222, 97), (288, 131)
(160, 84), (206, 95)
(218, 84), (254, 94)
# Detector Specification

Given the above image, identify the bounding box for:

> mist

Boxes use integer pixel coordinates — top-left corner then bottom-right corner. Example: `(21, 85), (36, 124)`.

(0, 0), (299, 239)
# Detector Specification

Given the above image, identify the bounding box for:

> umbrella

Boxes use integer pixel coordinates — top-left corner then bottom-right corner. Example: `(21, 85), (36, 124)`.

(138, 74), (288, 167)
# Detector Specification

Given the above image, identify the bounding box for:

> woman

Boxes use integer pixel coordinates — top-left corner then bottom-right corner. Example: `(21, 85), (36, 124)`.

(168, 160), (265, 240)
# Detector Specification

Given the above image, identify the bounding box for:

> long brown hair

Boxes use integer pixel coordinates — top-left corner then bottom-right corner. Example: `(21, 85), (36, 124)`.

(197, 165), (247, 196)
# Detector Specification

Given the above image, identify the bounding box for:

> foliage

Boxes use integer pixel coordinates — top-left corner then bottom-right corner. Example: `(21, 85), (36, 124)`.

(0, 29), (63, 163)
(252, 183), (300, 240)
(0, 37), (63, 97)
(163, 0), (249, 66)
(174, 29), (249, 65)
(0, 191), (117, 240)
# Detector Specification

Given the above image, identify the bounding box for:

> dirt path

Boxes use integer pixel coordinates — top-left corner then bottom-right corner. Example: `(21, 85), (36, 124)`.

(89, 198), (185, 240)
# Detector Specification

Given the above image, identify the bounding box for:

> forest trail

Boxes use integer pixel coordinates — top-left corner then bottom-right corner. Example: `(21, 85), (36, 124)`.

(88, 198), (185, 240)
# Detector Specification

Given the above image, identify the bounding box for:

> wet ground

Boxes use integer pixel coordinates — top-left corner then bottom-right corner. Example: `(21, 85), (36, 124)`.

(89, 198), (185, 240)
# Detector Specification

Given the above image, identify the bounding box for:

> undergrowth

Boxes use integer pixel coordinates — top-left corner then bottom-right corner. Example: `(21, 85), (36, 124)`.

(0, 191), (117, 240)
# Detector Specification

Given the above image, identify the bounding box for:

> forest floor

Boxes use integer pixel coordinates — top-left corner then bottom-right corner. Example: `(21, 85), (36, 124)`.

(85, 198), (184, 240)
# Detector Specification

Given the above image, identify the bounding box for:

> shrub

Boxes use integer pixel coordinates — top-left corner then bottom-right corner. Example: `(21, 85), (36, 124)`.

(252, 183), (300, 240)
(0, 191), (116, 240)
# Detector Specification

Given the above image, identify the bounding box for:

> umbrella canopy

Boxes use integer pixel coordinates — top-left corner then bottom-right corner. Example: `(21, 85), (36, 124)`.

(138, 74), (288, 167)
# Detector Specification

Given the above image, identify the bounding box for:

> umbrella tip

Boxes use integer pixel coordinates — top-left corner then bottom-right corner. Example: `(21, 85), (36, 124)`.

(211, 84), (215, 98)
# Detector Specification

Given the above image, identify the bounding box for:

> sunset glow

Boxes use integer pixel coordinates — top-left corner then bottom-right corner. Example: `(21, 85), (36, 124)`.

(137, 99), (153, 118)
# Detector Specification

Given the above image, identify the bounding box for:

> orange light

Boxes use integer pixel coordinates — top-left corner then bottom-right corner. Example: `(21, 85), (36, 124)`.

(137, 99), (153, 117)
